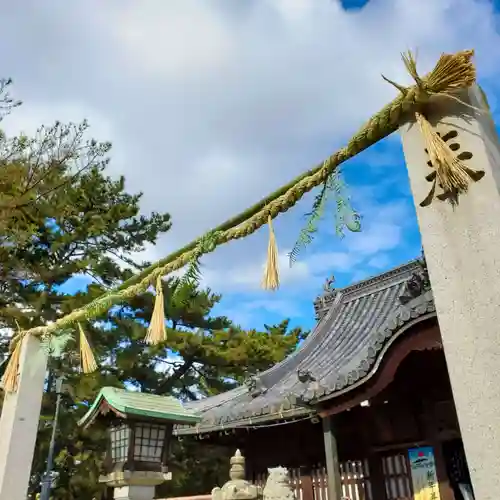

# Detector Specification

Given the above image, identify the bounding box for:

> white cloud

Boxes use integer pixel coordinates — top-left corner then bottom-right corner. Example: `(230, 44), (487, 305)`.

(1, 0), (499, 311)
(107, 2), (236, 80)
(2, 102), (114, 141)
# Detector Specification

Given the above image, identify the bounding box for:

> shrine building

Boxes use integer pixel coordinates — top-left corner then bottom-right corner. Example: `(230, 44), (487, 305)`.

(173, 259), (473, 500)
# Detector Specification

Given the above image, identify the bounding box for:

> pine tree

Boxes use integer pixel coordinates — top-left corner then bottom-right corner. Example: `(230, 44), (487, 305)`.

(0, 88), (169, 498)
(0, 84), (308, 499)
(100, 277), (307, 399)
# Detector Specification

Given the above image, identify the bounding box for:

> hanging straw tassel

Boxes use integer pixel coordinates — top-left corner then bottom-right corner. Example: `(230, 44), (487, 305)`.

(78, 322), (98, 374)
(262, 215), (280, 291)
(145, 274), (167, 345)
(1, 333), (24, 393)
(415, 112), (485, 206)
(383, 51), (484, 207)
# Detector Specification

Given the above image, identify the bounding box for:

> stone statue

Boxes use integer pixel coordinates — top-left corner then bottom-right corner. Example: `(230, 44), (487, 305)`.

(211, 450), (260, 500)
(263, 467), (296, 500)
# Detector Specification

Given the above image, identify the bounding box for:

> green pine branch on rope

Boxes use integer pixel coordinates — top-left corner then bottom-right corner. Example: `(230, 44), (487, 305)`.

(174, 257), (202, 307)
(173, 230), (221, 305)
(288, 170), (361, 266)
(40, 330), (74, 359)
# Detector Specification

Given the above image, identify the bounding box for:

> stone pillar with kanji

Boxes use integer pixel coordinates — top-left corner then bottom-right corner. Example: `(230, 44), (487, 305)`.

(400, 83), (500, 500)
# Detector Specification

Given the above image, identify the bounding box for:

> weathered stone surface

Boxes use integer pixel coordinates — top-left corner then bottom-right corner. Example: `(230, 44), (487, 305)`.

(263, 467), (295, 500)
(0, 335), (48, 500)
(211, 450), (260, 500)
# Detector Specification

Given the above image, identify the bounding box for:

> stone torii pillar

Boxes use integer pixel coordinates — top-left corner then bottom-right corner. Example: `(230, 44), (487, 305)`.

(0, 335), (48, 500)
(400, 84), (500, 500)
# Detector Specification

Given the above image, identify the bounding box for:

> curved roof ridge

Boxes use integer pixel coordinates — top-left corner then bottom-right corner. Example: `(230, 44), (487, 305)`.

(340, 260), (421, 299)
(313, 260), (420, 321)
(184, 294), (347, 414)
(188, 291), (347, 413)
(256, 261), (422, 389)
(312, 289), (436, 400)
(257, 290), (345, 389)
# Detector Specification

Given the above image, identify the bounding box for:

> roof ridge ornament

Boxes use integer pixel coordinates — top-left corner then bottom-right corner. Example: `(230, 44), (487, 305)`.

(399, 253), (431, 305)
(245, 375), (268, 398)
(313, 275), (339, 321)
(297, 369), (316, 384)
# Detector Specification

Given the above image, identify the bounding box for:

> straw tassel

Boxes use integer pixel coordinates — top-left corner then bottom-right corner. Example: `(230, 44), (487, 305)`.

(0, 334), (24, 393)
(145, 274), (167, 345)
(262, 215), (280, 291)
(416, 112), (485, 207)
(78, 323), (98, 374)
(382, 50), (484, 207)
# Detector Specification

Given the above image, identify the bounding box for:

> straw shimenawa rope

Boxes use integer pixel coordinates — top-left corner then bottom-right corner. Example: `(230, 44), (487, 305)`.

(1, 49), (478, 392)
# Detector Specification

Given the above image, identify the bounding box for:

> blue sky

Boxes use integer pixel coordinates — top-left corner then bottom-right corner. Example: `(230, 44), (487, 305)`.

(340, 0), (370, 9)
(4, 0), (500, 334)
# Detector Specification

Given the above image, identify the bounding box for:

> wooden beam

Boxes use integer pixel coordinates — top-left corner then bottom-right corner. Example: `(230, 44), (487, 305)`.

(322, 416), (342, 500)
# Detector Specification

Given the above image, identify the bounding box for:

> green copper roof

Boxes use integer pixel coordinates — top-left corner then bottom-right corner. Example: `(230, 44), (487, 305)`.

(78, 387), (202, 428)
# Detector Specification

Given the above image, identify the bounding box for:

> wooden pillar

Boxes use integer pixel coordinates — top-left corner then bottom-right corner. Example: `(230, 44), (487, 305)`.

(400, 83), (500, 500)
(0, 335), (48, 500)
(432, 442), (455, 500)
(300, 467), (314, 500)
(322, 416), (342, 500)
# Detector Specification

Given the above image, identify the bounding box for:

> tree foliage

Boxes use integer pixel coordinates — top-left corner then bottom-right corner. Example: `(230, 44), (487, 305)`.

(0, 84), (308, 499)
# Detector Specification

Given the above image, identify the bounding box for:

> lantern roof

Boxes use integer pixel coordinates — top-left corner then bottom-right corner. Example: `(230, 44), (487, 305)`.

(78, 386), (202, 429)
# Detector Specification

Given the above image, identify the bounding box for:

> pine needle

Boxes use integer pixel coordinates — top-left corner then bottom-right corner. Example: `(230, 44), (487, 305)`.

(289, 171), (360, 266)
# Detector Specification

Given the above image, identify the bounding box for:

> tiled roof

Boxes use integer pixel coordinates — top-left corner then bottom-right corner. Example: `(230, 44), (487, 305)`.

(78, 386), (201, 428)
(174, 260), (435, 435)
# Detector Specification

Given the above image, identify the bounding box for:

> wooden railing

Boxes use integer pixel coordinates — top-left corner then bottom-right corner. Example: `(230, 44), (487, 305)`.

(253, 459), (372, 500)
(163, 454), (415, 500)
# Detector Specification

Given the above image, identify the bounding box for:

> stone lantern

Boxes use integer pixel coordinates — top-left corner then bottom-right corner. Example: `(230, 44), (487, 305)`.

(78, 387), (201, 500)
